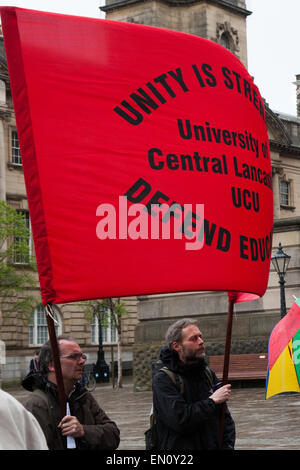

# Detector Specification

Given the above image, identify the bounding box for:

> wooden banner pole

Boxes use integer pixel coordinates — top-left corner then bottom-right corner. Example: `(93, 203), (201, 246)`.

(220, 298), (234, 448)
(45, 304), (66, 419)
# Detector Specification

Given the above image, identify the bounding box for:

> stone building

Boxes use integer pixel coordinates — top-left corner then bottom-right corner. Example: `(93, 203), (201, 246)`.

(0, 26), (137, 382)
(101, 0), (300, 390)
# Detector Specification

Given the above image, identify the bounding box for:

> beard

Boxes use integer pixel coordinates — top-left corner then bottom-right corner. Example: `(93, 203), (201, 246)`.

(181, 345), (205, 364)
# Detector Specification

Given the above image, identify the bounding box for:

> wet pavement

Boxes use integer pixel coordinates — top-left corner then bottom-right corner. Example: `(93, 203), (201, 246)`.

(5, 379), (300, 450)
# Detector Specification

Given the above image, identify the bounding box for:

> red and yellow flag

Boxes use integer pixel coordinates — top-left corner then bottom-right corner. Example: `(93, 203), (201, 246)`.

(266, 299), (300, 399)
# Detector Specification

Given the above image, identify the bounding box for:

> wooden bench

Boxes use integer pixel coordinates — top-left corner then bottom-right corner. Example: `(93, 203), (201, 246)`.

(208, 353), (268, 381)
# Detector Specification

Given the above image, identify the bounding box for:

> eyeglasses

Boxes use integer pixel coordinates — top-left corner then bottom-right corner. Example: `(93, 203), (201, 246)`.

(60, 353), (87, 361)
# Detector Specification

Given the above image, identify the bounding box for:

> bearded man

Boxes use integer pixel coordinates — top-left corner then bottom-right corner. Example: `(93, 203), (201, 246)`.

(152, 318), (235, 450)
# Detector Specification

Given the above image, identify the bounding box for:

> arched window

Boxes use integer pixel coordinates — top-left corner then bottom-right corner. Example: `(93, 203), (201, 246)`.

(91, 310), (117, 345)
(29, 305), (62, 346)
(220, 32), (231, 50)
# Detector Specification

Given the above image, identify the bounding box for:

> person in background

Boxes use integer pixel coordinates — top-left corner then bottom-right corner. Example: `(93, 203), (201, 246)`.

(29, 350), (40, 372)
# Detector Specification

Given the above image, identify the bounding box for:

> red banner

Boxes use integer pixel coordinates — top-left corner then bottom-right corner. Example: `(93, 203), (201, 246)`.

(0, 7), (273, 305)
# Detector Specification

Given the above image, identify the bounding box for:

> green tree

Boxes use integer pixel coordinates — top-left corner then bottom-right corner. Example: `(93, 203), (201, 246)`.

(0, 201), (39, 386)
(83, 297), (129, 389)
(0, 201), (38, 321)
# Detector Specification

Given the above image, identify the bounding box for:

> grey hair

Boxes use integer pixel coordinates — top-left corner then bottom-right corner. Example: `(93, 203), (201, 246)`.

(165, 318), (198, 347)
(38, 335), (77, 376)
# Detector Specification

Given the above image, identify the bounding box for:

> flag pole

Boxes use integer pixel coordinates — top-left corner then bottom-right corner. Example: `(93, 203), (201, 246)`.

(220, 297), (234, 447)
(45, 304), (66, 419)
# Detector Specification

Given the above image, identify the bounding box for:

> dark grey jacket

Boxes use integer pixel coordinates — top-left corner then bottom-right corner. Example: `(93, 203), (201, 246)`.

(152, 346), (235, 450)
(22, 372), (120, 450)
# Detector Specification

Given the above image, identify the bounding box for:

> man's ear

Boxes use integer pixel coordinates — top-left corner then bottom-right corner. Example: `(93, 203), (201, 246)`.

(48, 361), (55, 373)
(172, 341), (182, 354)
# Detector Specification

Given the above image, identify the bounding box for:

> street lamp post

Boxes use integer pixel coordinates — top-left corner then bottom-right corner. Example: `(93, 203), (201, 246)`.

(271, 243), (291, 319)
(93, 310), (110, 383)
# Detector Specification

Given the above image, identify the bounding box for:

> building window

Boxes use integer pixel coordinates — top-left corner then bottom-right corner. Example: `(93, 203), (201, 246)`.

(13, 210), (31, 264)
(29, 305), (62, 346)
(0, 79), (6, 104)
(217, 22), (239, 56)
(220, 32), (231, 50)
(280, 180), (290, 206)
(103, 317), (117, 343)
(91, 311), (117, 345)
(11, 130), (22, 165)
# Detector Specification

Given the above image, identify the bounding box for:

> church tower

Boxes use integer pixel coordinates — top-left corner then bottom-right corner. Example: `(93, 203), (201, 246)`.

(101, 0), (251, 68)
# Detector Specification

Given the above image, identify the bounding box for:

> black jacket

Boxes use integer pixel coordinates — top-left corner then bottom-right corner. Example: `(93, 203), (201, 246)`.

(152, 346), (235, 450)
(22, 371), (120, 450)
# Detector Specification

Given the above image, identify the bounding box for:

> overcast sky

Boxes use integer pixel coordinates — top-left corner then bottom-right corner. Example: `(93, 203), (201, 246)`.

(0, 0), (299, 117)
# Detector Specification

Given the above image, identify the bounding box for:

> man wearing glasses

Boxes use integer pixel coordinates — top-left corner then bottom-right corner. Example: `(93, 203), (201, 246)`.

(22, 335), (120, 450)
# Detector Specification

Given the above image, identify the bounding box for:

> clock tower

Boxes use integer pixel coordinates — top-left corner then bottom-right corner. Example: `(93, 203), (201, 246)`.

(101, 0), (251, 67)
